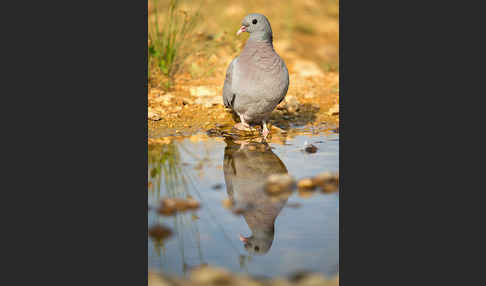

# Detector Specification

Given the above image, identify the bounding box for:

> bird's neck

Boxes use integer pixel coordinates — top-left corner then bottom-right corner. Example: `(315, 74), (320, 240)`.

(245, 36), (273, 48)
(241, 38), (275, 61)
(248, 31), (273, 42)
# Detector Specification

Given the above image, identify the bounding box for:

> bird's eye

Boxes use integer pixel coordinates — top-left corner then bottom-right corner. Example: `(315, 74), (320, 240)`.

(252, 19), (258, 25)
(255, 246), (260, 251)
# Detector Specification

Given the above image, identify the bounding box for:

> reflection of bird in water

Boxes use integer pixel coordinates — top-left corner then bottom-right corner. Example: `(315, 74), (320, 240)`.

(223, 139), (288, 255)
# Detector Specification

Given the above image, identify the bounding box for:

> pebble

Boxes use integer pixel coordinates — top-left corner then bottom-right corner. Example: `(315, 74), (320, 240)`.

(312, 172), (339, 193)
(157, 198), (200, 216)
(148, 224), (172, 241)
(304, 144), (318, 153)
(297, 178), (316, 190)
(264, 174), (295, 195)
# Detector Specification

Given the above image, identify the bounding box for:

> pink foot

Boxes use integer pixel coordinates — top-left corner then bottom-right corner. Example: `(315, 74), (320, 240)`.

(262, 121), (270, 138)
(262, 128), (269, 137)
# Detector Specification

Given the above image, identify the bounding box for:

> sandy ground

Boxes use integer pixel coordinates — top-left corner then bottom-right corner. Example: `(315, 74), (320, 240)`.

(148, 0), (339, 140)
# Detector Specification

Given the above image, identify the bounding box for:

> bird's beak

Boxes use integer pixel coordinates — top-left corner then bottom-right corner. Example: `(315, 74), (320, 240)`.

(239, 234), (248, 242)
(236, 25), (247, 36)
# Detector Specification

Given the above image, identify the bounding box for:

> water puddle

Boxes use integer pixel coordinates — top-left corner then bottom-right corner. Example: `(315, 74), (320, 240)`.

(148, 130), (339, 278)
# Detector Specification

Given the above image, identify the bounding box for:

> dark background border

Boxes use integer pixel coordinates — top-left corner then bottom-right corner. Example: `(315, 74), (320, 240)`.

(2, 0), (476, 285)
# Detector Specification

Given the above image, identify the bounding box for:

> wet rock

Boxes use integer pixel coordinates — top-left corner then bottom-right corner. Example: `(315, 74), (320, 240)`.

(264, 174), (295, 195)
(148, 224), (172, 241)
(157, 198), (200, 216)
(304, 144), (318, 153)
(312, 172), (339, 193)
(297, 178), (316, 190)
(190, 266), (233, 285)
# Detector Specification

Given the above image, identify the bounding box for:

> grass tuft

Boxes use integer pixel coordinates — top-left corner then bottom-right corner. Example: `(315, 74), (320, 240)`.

(149, 0), (199, 89)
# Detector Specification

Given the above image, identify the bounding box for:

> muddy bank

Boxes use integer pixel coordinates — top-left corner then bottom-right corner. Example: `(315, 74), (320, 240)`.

(149, 266), (338, 286)
(148, 67), (338, 139)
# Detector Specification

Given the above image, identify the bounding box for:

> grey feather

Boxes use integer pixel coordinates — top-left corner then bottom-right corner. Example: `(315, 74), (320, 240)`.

(223, 57), (237, 108)
(222, 14), (289, 125)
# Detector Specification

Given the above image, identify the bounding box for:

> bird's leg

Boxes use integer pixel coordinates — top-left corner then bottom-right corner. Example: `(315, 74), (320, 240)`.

(262, 120), (270, 138)
(234, 115), (251, 131)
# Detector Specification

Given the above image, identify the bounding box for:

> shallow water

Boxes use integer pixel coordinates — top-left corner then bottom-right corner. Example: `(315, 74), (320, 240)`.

(148, 131), (339, 278)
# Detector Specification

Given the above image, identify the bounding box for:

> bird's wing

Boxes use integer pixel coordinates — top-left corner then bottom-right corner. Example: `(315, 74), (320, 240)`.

(277, 61), (290, 105)
(223, 57), (238, 108)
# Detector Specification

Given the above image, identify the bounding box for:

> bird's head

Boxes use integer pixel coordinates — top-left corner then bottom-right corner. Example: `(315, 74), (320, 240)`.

(239, 232), (274, 255)
(237, 13), (273, 42)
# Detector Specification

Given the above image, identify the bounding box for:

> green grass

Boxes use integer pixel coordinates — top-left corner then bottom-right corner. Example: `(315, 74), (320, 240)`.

(148, 0), (199, 89)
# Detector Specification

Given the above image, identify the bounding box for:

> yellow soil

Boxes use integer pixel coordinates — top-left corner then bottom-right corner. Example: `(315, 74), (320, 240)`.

(148, 0), (339, 142)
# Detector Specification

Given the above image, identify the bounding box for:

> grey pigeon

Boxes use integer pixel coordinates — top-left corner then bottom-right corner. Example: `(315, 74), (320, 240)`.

(223, 139), (289, 255)
(223, 13), (289, 137)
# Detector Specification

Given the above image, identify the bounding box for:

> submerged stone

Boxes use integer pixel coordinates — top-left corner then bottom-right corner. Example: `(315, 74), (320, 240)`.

(148, 224), (172, 241)
(264, 174), (295, 195)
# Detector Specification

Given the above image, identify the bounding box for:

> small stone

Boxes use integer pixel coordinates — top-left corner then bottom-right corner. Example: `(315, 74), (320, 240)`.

(158, 197), (200, 216)
(313, 172), (339, 193)
(148, 224), (172, 241)
(304, 144), (318, 153)
(264, 174), (295, 195)
(297, 178), (316, 190)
